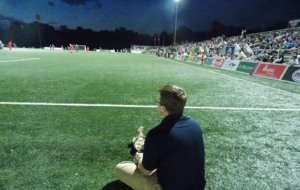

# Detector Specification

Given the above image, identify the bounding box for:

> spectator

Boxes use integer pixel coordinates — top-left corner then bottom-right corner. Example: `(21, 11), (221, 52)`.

(260, 41), (267, 49)
(238, 49), (244, 60)
(283, 39), (291, 49)
(244, 53), (256, 61)
(287, 55), (299, 66)
(262, 54), (269, 62)
(273, 51), (285, 64)
(268, 53), (277, 63)
(239, 40), (245, 52)
(274, 33), (283, 41)
(241, 29), (247, 39)
(229, 54), (236, 60)
(290, 38), (297, 48)
(115, 85), (206, 190)
(213, 51), (221, 58)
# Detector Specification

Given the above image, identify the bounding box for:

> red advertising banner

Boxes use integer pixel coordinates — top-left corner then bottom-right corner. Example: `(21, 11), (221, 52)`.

(254, 63), (287, 79)
(214, 58), (225, 68)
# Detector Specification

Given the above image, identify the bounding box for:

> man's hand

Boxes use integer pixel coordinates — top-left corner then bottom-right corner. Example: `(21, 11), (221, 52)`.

(135, 152), (154, 176)
(135, 152), (143, 161)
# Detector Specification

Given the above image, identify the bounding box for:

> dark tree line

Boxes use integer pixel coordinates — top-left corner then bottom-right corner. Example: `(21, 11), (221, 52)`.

(0, 22), (155, 50)
(0, 20), (288, 49)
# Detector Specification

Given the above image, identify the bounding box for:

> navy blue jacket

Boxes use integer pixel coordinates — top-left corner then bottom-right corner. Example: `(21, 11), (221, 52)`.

(143, 114), (206, 190)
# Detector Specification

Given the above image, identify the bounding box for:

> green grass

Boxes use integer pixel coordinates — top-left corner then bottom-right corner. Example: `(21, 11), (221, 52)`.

(0, 49), (300, 189)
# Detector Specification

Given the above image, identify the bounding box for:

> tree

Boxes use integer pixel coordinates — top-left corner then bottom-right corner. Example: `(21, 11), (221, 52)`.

(210, 20), (225, 36)
(59, 25), (69, 30)
(176, 26), (194, 43)
(160, 31), (172, 46)
(266, 20), (288, 31)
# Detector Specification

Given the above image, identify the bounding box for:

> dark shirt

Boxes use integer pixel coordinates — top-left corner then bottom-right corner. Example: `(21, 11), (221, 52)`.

(268, 56), (276, 63)
(262, 57), (269, 62)
(275, 55), (284, 64)
(143, 114), (206, 190)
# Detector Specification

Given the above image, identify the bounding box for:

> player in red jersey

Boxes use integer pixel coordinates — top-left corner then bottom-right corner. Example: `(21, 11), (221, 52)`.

(8, 41), (12, 52)
(69, 44), (73, 53)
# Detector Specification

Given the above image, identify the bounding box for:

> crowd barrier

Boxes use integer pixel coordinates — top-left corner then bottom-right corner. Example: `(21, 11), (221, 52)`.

(171, 54), (300, 85)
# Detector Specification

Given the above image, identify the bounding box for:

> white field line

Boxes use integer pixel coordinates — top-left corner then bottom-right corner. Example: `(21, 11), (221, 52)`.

(2, 56), (41, 58)
(0, 102), (299, 111)
(0, 58), (40, 63)
(161, 57), (300, 98)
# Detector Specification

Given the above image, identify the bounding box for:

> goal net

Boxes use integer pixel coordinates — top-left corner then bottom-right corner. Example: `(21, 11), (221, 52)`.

(71, 44), (86, 51)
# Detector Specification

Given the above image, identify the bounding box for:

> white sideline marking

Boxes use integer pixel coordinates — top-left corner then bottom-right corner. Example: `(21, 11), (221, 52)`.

(162, 57), (300, 98)
(0, 58), (40, 63)
(0, 102), (299, 111)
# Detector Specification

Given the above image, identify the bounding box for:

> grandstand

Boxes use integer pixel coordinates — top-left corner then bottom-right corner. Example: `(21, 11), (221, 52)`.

(288, 18), (300, 28)
(151, 26), (299, 59)
(146, 26), (300, 65)
(143, 26), (300, 85)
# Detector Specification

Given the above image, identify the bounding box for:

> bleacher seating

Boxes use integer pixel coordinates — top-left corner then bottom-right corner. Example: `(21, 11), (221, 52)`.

(148, 27), (300, 64)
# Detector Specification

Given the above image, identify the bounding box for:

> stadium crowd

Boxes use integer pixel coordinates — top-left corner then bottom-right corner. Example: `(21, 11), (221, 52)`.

(152, 27), (300, 66)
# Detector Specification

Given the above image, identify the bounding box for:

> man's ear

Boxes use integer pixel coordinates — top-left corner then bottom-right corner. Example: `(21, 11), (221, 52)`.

(161, 106), (169, 116)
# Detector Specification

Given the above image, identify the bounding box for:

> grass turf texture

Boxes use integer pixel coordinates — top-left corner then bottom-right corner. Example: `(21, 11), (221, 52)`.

(0, 49), (300, 189)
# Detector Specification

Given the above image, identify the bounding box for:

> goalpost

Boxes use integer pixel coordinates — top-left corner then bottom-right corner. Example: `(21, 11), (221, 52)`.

(71, 44), (86, 51)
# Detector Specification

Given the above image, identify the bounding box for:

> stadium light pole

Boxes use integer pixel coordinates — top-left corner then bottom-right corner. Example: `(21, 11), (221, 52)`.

(174, 0), (179, 45)
(35, 15), (42, 48)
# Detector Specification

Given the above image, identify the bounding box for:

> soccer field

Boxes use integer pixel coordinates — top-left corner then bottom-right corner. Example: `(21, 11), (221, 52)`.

(0, 49), (300, 190)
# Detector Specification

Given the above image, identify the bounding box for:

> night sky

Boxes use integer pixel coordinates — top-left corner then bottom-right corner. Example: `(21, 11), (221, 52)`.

(0, 0), (300, 35)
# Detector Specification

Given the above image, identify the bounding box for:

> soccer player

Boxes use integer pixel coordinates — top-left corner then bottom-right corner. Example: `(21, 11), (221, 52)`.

(201, 52), (206, 64)
(75, 44), (79, 52)
(0, 40), (3, 51)
(8, 41), (12, 52)
(69, 44), (73, 53)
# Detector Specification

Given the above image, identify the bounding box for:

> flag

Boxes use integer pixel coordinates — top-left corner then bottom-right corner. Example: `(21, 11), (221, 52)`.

(225, 46), (235, 56)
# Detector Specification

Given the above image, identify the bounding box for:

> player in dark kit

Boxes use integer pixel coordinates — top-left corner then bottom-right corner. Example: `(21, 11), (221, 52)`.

(0, 40), (3, 51)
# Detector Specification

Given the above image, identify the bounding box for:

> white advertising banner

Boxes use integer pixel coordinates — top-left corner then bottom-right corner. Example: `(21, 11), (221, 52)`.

(222, 59), (240, 71)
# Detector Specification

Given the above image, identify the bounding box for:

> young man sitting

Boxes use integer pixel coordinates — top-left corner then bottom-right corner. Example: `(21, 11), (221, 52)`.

(115, 85), (206, 190)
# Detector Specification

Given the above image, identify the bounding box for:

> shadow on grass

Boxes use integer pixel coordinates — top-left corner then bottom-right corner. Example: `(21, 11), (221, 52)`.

(101, 180), (133, 190)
